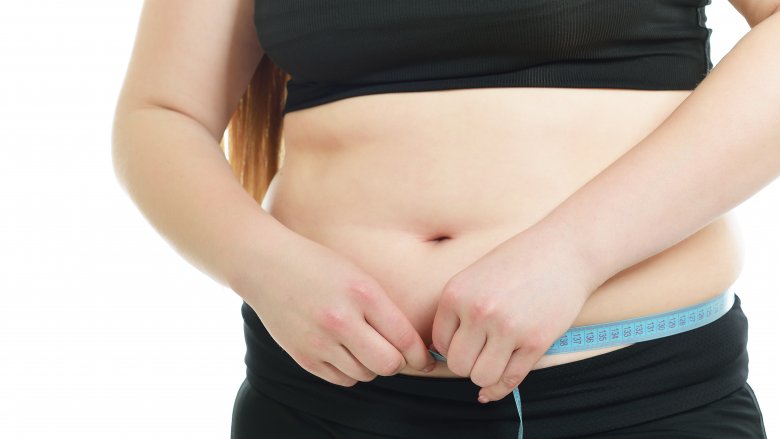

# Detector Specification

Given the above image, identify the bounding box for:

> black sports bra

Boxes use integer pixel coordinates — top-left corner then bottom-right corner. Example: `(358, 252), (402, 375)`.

(253, 0), (713, 115)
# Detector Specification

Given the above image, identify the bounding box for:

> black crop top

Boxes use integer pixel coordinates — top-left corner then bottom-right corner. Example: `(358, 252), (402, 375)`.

(253, 0), (713, 115)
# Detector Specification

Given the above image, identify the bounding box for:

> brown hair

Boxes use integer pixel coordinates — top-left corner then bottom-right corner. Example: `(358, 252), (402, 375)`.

(219, 55), (290, 204)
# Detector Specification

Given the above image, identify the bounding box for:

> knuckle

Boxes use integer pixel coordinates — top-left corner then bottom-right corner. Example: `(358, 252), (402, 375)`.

(502, 374), (522, 387)
(394, 325), (417, 351)
(377, 356), (404, 376)
(468, 297), (498, 322)
(316, 308), (350, 333)
(522, 330), (548, 353)
(441, 282), (464, 306)
(346, 279), (378, 304)
(496, 316), (520, 337)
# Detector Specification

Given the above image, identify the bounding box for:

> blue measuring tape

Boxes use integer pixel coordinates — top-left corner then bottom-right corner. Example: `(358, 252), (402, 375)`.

(426, 287), (735, 439)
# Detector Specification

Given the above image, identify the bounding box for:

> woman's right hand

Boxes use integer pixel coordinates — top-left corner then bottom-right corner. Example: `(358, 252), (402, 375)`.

(233, 233), (437, 387)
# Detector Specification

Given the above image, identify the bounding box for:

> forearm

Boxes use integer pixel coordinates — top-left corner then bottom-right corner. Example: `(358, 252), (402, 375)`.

(526, 10), (780, 290)
(111, 105), (298, 294)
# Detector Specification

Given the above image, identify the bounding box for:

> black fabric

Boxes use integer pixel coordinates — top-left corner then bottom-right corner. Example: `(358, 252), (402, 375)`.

(253, 0), (714, 115)
(230, 380), (766, 439)
(232, 293), (765, 438)
(578, 382), (767, 438)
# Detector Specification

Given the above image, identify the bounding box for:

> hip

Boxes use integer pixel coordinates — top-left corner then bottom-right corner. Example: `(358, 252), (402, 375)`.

(234, 293), (764, 438)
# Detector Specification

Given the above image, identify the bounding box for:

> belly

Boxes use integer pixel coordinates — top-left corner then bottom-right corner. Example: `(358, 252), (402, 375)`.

(261, 87), (745, 377)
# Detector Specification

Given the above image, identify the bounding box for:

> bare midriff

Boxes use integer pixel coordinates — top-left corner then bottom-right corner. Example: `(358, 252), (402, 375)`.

(260, 86), (745, 378)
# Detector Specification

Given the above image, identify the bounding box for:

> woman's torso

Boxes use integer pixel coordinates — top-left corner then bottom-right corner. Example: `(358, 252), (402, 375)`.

(260, 86), (745, 377)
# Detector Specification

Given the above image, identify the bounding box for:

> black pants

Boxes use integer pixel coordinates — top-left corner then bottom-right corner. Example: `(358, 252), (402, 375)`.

(231, 294), (767, 438)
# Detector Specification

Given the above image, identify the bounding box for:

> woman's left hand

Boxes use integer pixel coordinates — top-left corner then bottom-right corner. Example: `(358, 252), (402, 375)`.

(430, 223), (603, 403)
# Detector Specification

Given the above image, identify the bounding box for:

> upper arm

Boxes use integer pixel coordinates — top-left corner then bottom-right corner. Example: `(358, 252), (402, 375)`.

(115, 0), (264, 141)
(728, 0), (780, 28)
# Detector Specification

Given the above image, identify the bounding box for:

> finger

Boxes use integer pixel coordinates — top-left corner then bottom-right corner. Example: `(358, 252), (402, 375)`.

(327, 344), (380, 382)
(430, 298), (460, 356)
(469, 334), (514, 388)
(478, 347), (536, 402)
(310, 360), (359, 387)
(360, 288), (435, 371)
(340, 320), (408, 376)
(445, 322), (487, 377)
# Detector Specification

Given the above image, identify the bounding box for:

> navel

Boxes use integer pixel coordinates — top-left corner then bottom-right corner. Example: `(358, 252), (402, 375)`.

(424, 234), (453, 244)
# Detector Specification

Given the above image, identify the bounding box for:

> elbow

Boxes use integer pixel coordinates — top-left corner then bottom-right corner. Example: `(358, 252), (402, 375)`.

(742, 2), (780, 28)
(111, 101), (143, 194)
(110, 112), (131, 193)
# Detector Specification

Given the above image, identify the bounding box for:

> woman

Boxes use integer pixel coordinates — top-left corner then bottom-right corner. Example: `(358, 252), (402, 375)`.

(112, 0), (776, 437)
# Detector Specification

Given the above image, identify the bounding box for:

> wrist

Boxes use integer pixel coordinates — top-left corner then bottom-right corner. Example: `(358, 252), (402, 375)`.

(523, 214), (609, 297)
(224, 211), (305, 301)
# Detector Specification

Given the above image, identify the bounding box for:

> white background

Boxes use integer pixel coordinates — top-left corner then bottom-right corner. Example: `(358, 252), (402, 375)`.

(1, 1), (777, 437)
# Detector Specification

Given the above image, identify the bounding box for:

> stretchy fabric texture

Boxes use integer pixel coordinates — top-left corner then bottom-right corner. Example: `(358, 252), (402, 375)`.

(253, 0), (714, 115)
(232, 293), (766, 438)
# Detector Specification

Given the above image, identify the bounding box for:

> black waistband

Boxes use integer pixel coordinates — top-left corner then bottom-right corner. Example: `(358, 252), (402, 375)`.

(239, 293), (749, 438)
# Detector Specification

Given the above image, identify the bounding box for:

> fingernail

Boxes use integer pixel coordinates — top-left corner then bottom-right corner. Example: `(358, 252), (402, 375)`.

(478, 395), (489, 404)
(422, 363), (436, 373)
